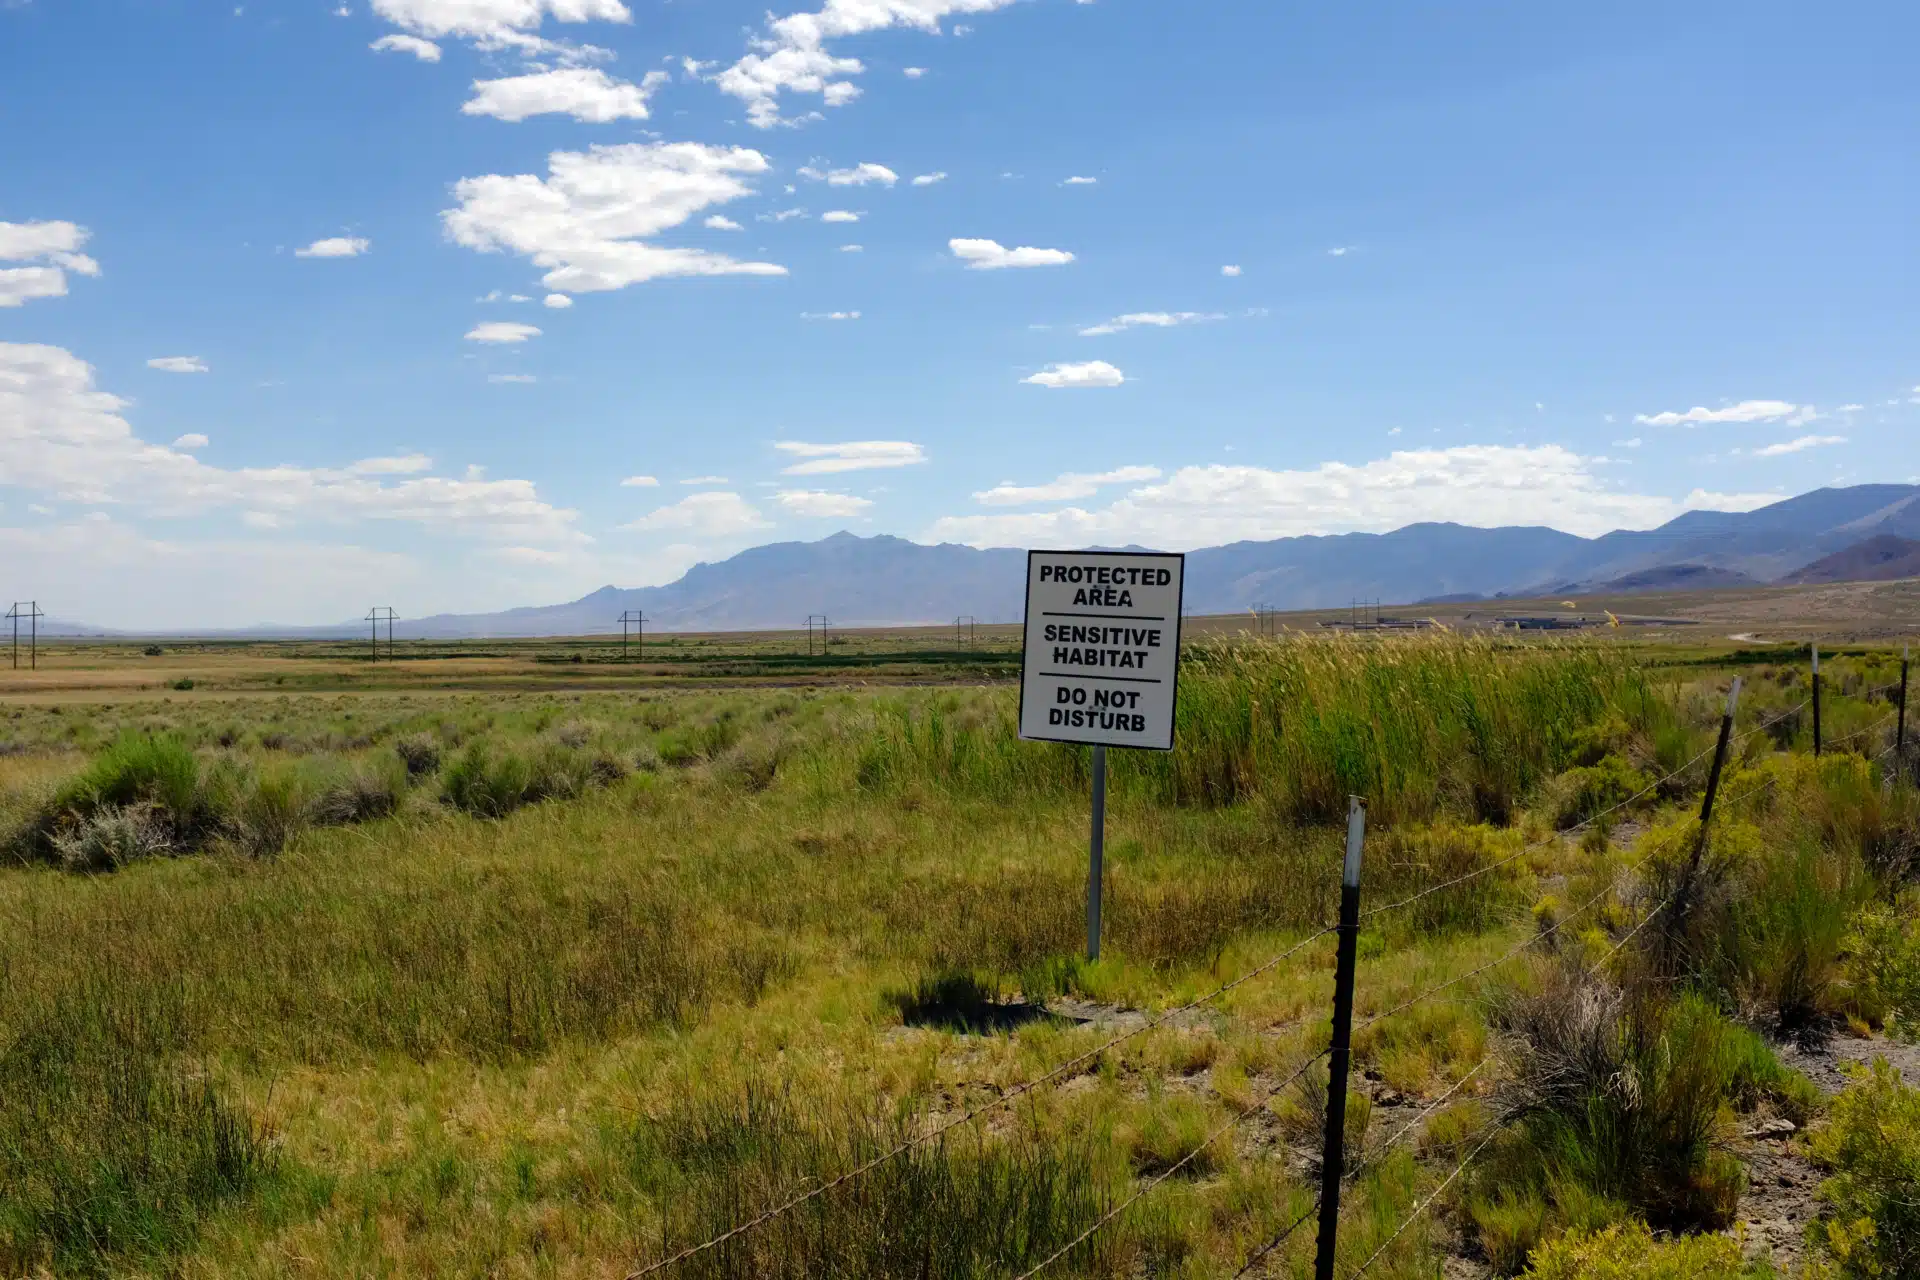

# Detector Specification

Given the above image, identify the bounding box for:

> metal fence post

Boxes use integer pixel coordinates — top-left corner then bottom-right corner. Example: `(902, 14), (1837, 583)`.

(1811, 643), (1822, 757)
(1665, 677), (1740, 969)
(1314, 797), (1367, 1280)
(1898, 645), (1909, 764)
(1087, 745), (1107, 962)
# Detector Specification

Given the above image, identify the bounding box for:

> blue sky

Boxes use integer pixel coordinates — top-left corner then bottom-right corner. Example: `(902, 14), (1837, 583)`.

(2, 0), (1916, 628)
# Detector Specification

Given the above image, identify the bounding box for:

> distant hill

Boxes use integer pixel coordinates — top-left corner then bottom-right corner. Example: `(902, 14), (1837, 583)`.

(1778, 534), (1920, 585)
(1584, 564), (1763, 594)
(59, 483), (1920, 637)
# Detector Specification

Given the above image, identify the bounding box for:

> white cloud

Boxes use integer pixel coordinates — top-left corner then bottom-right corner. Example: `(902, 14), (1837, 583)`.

(1837, 403), (1865, 413)
(295, 236), (370, 258)
(172, 433), (210, 449)
(928, 445), (1780, 549)
(620, 490), (769, 535)
(465, 321), (541, 343)
(463, 68), (656, 122)
(949, 238), (1074, 270)
(680, 475), (729, 485)
(911, 171), (946, 186)
(0, 220), (101, 308)
(1327, 246), (1350, 256)
(543, 294), (572, 309)
(1220, 264), (1241, 277)
(346, 454), (435, 474)
(620, 474), (659, 487)
(1753, 434), (1846, 457)
(147, 356), (209, 374)
(757, 207), (808, 222)
(1078, 311), (1222, 337)
(800, 310), (861, 320)
(704, 215), (743, 230)
(1023, 360), (1124, 389)
(488, 373), (538, 383)
(0, 343), (582, 546)
(775, 440), (925, 474)
(1613, 437), (1642, 449)
(775, 488), (872, 517)
(1061, 175), (1097, 185)
(839, 244), (863, 252)
(444, 143), (786, 293)
(809, 162), (896, 186)
(370, 32), (442, 59)
(821, 209), (861, 223)
(975, 465), (1160, 506)
(370, 0), (629, 51)
(1634, 399), (1803, 427)
(242, 511), (283, 529)
(714, 1), (1013, 128)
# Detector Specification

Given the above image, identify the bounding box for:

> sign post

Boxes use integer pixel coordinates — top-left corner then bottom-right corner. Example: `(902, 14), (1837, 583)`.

(1018, 550), (1185, 961)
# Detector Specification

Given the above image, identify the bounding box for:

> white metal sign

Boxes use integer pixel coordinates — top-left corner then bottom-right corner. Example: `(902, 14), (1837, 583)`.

(1018, 549), (1185, 751)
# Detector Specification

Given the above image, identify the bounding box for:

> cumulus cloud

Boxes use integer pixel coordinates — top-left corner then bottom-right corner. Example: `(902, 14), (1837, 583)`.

(1023, 360), (1124, 389)
(620, 474), (659, 487)
(172, 433), (209, 449)
(1220, 264), (1241, 277)
(949, 238), (1073, 270)
(543, 293), (572, 309)
(370, 32), (442, 59)
(911, 171), (946, 186)
(444, 143), (786, 293)
(928, 445), (1779, 549)
(903, 66), (926, 77)
(463, 67), (657, 122)
(714, 0), (1013, 127)
(1078, 311), (1222, 337)
(775, 489), (872, 517)
(147, 356), (209, 374)
(1061, 175), (1097, 185)
(465, 321), (541, 343)
(295, 236), (370, 258)
(975, 466), (1160, 506)
(681, 475), (729, 485)
(839, 244), (862, 252)
(704, 215), (743, 230)
(0, 220), (101, 308)
(619, 490), (769, 535)
(826, 162), (896, 186)
(1753, 434), (1846, 457)
(800, 310), (861, 320)
(1634, 399), (1804, 427)
(775, 440), (925, 475)
(0, 343), (583, 546)
(370, 0), (629, 54)
(821, 209), (861, 223)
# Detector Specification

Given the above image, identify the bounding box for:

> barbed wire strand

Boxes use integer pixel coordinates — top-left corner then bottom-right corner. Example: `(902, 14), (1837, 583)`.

(1232, 1200), (1322, 1279)
(1346, 1124), (1505, 1279)
(1012, 1048), (1332, 1280)
(624, 924), (1337, 1277)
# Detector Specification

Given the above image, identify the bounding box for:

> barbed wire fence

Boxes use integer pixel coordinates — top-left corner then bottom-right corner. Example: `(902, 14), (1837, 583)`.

(622, 666), (1904, 1280)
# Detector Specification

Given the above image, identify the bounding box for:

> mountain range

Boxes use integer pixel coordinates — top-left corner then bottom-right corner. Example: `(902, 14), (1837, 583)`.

(39, 484), (1920, 637)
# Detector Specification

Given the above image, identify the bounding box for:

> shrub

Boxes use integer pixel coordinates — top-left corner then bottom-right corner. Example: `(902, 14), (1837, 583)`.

(1522, 1220), (1750, 1279)
(171, 678), (195, 691)
(1474, 978), (1746, 1263)
(53, 733), (203, 835)
(1547, 755), (1653, 830)
(228, 767), (313, 857)
(440, 741), (614, 818)
(142, 644), (164, 657)
(310, 764), (401, 827)
(393, 733), (441, 778)
(1843, 900), (1920, 1038)
(49, 805), (172, 872)
(1810, 1058), (1920, 1279)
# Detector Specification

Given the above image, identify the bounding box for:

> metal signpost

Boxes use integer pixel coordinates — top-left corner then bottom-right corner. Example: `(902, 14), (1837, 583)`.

(1018, 550), (1185, 961)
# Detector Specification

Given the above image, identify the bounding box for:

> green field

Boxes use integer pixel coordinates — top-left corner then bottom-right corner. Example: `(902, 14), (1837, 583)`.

(2, 633), (1918, 1278)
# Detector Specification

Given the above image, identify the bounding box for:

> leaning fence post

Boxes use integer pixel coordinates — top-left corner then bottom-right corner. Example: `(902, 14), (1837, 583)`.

(1811, 643), (1822, 757)
(1898, 645), (1909, 767)
(1666, 677), (1740, 968)
(1314, 797), (1367, 1280)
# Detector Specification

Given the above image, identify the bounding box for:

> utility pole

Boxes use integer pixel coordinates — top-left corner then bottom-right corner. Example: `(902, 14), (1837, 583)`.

(805, 614), (829, 657)
(954, 615), (975, 649)
(618, 610), (648, 661)
(7, 602), (46, 671)
(365, 607), (397, 662)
